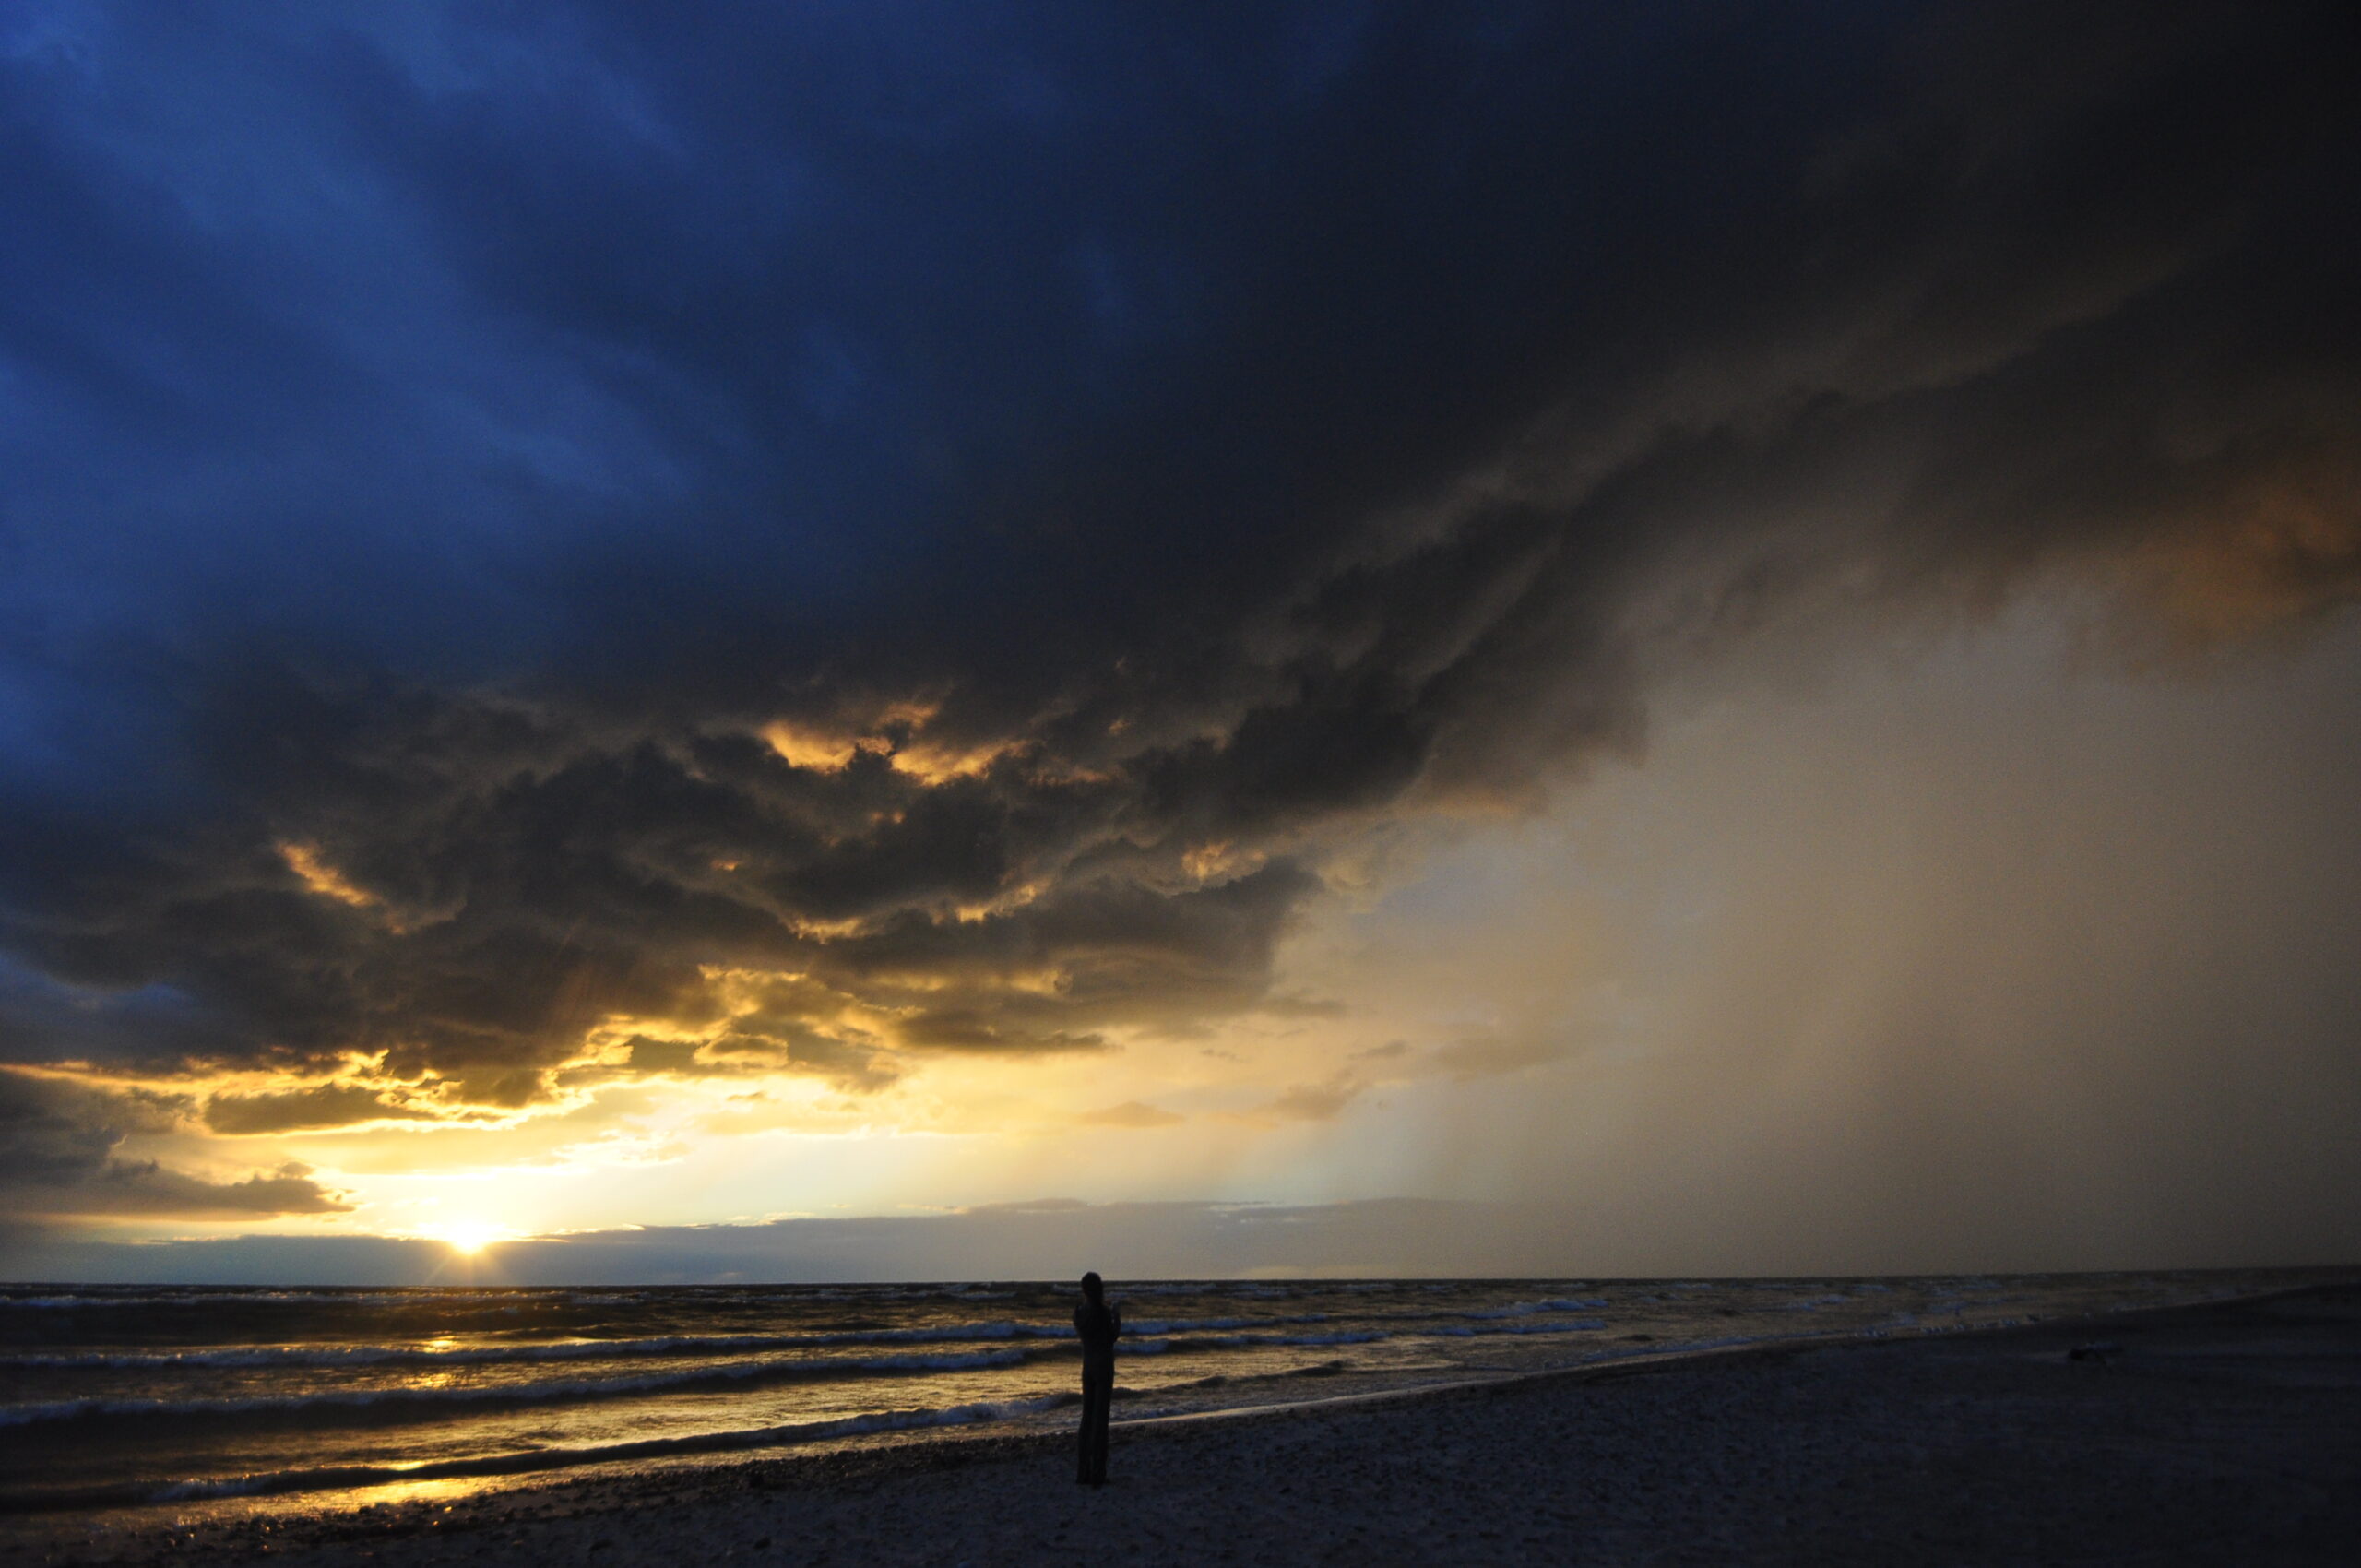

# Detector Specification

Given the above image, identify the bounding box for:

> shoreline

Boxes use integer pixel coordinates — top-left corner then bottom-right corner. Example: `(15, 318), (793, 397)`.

(0, 1302), (2063, 1520)
(8, 1277), (2356, 1564)
(0, 1295), (2000, 1519)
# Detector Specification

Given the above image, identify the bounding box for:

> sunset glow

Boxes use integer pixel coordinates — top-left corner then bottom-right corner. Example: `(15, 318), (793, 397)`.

(430, 1222), (509, 1257)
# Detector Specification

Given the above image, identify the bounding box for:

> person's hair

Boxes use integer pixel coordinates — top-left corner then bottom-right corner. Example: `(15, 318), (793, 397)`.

(1081, 1270), (1103, 1301)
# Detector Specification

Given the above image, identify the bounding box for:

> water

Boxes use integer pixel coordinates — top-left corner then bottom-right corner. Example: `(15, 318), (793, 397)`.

(0, 1268), (2327, 1516)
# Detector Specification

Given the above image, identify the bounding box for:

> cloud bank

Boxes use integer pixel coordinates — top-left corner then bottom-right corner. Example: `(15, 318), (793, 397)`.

(0, 2), (2355, 1243)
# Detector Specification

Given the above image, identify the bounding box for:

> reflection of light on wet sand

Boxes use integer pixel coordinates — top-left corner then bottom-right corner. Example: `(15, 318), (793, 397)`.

(78, 1472), (510, 1544)
(154, 1450), (813, 1537)
(360, 1475), (493, 1509)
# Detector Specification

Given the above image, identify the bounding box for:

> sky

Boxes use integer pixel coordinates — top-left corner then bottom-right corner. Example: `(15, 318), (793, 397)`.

(2, 1), (2357, 1284)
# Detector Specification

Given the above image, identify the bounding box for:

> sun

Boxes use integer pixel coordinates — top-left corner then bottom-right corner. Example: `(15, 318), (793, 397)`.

(433, 1220), (509, 1255)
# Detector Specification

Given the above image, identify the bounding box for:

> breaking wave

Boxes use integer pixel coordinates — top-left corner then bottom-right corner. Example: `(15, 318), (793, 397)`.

(0, 1347), (1037, 1430)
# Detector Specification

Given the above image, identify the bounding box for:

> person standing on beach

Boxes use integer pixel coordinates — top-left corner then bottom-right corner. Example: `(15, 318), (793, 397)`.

(1074, 1270), (1121, 1486)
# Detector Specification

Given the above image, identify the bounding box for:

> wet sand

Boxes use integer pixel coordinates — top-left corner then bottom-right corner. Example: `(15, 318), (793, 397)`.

(13, 1282), (2357, 1566)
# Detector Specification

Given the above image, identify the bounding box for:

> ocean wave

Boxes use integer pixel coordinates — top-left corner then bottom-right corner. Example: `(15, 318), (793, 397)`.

(1121, 1313), (1328, 1335)
(1427, 1319), (1606, 1337)
(0, 1313), (1379, 1369)
(1459, 1298), (1608, 1319)
(0, 1346), (1037, 1429)
(1123, 1316), (1259, 1336)
(0, 1320), (1090, 1372)
(5, 1345), (420, 1371)
(1138, 1329), (1392, 1353)
(1226, 1329), (1388, 1347)
(0, 1297), (124, 1311)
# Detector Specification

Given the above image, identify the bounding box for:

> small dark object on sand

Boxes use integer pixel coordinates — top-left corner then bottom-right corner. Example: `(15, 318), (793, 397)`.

(2067, 1341), (2123, 1364)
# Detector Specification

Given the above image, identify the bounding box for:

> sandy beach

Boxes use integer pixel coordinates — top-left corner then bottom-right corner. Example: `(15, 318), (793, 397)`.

(12, 1282), (2355, 1567)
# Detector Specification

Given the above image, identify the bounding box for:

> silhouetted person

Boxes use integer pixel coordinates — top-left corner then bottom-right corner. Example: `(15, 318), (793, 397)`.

(1074, 1270), (1121, 1486)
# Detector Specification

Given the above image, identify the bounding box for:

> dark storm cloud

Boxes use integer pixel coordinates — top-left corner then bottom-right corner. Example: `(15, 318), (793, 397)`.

(0, 3), (2354, 1102)
(0, 1071), (350, 1218)
(202, 1083), (438, 1136)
